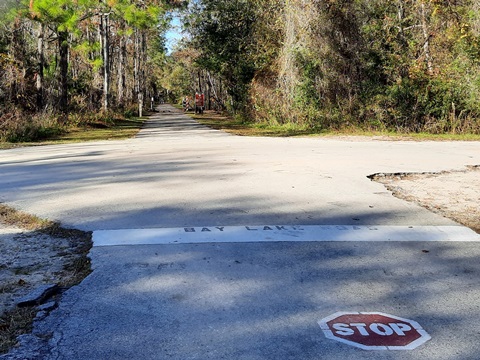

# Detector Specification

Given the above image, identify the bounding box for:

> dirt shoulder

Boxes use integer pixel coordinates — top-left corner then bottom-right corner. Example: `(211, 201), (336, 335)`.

(0, 217), (92, 354)
(370, 165), (480, 233)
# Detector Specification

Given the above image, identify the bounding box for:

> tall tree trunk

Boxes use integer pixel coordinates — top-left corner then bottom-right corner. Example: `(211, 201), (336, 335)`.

(117, 22), (126, 108)
(58, 30), (69, 120)
(101, 13), (110, 112)
(36, 23), (44, 111)
(206, 71), (211, 110)
(473, 1), (480, 36)
(134, 29), (139, 103)
(134, 29), (147, 117)
(9, 18), (24, 103)
(134, 29), (141, 115)
(420, 2), (433, 75)
(197, 70), (202, 93)
(141, 30), (147, 112)
(396, 1), (406, 44)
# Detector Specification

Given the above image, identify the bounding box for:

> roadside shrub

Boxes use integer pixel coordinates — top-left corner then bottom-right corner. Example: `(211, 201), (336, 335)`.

(123, 104), (139, 119)
(0, 108), (64, 142)
(364, 72), (480, 134)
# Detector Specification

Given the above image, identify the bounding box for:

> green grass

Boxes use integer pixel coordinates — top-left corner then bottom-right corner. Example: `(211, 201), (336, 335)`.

(190, 111), (316, 137)
(55, 118), (145, 141)
(0, 117), (146, 150)
(0, 204), (53, 230)
(2, 107), (479, 149)
(189, 110), (480, 140)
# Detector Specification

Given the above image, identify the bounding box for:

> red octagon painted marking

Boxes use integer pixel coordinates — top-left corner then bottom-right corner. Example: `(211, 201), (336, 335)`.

(318, 312), (431, 350)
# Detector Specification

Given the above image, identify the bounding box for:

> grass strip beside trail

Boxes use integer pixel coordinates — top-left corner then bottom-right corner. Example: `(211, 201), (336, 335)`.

(189, 111), (315, 137)
(0, 117), (146, 150)
(55, 118), (145, 142)
(188, 110), (480, 140)
(0, 205), (53, 231)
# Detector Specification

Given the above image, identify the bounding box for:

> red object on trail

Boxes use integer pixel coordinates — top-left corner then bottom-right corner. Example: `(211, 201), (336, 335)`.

(195, 93), (205, 107)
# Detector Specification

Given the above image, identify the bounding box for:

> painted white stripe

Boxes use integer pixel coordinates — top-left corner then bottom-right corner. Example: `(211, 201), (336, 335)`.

(93, 225), (480, 247)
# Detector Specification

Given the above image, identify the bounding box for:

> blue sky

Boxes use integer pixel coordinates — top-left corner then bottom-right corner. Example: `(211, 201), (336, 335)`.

(165, 16), (183, 54)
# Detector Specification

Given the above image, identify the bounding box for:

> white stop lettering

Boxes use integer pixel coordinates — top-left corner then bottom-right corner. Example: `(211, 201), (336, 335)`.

(332, 322), (413, 336)
(370, 323), (393, 336)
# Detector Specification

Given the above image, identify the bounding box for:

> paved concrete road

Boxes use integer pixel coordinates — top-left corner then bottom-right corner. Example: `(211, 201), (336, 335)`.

(1, 105), (479, 230)
(1, 104), (480, 359)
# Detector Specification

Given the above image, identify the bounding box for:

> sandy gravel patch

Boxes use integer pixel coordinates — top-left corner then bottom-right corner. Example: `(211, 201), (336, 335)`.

(371, 165), (480, 233)
(0, 224), (91, 353)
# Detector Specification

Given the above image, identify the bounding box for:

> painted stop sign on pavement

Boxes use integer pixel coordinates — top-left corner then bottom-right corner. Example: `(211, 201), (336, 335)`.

(318, 312), (431, 350)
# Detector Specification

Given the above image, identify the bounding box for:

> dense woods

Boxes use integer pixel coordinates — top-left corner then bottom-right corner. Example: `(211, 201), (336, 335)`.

(170, 0), (480, 133)
(0, 0), (185, 141)
(1, 0), (480, 142)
